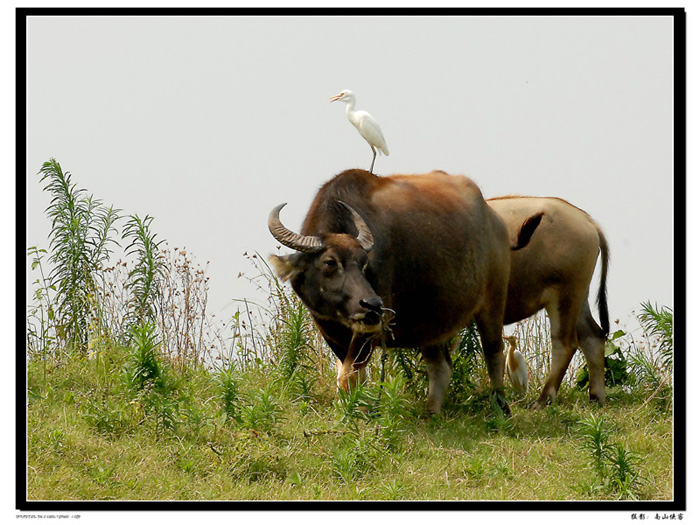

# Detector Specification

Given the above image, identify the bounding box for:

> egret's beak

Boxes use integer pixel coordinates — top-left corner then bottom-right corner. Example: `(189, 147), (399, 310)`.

(329, 94), (341, 103)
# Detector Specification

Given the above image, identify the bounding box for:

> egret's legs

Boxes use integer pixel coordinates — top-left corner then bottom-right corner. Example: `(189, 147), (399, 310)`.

(369, 147), (377, 174)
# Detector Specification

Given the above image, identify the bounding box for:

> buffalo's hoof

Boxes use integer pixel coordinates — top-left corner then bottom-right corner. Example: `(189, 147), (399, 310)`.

(492, 390), (511, 417)
(589, 395), (606, 406)
(532, 391), (555, 409)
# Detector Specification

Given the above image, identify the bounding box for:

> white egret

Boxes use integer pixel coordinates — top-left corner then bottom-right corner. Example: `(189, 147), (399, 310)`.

(504, 336), (528, 395)
(330, 89), (389, 174)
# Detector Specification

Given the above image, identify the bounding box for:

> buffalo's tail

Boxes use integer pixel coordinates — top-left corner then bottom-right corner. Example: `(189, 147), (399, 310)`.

(596, 225), (610, 337)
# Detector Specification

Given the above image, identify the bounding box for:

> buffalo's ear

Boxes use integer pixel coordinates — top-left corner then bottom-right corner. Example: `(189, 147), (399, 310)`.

(269, 254), (300, 282)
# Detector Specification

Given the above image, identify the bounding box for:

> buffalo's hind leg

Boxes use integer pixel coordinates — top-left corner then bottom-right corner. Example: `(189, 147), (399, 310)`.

(475, 315), (511, 416)
(420, 344), (453, 415)
(577, 301), (607, 405)
(534, 302), (578, 408)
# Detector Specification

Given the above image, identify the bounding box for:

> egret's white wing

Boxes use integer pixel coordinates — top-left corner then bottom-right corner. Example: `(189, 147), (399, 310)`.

(356, 111), (389, 156)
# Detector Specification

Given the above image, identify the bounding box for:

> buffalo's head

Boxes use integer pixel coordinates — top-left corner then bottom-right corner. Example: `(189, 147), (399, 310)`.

(268, 202), (384, 334)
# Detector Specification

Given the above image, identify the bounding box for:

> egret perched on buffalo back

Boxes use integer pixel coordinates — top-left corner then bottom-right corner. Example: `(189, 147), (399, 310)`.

(504, 336), (528, 395)
(330, 89), (389, 174)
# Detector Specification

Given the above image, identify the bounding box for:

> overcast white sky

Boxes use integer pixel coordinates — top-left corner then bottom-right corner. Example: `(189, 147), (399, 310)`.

(25, 13), (676, 334)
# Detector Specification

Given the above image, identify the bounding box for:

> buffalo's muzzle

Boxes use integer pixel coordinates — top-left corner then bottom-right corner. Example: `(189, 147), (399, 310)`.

(348, 297), (382, 328)
(362, 310), (381, 326)
(359, 296), (383, 325)
(350, 311), (381, 326)
(360, 297), (383, 312)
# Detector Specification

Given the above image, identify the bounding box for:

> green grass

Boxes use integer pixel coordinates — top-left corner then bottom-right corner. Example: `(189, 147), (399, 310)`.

(25, 159), (675, 503)
(26, 345), (673, 501)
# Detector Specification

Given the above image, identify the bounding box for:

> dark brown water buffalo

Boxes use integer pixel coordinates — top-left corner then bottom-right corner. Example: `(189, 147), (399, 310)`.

(487, 196), (609, 407)
(268, 169), (542, 414)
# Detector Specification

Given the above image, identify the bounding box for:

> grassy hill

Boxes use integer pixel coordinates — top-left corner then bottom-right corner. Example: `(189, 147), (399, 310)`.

(24, 158), (674, 503)
(26, 327), (673, 502)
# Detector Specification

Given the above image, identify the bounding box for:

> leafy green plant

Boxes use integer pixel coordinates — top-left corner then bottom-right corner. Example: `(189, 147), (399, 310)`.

(578, 413), (614, 477)
(181, 402), (209, 439)
(484, 395), (509, 433)
(638, 302), (673, 369)
(239, 383), (282, 433)
(376, 373), (412, 422)
(122, 214), (165, 330)
(141, 387), (180, 435)
(278, 299), (314, 379)
(389, 347), (427, 401)
(606, 442), (641, 499)
(576, 329), (629, 391)
(331, 446), (360, 483)
(125, 322), (164, 391)
(577, 413), (641, 499)
(630, 302), (673, 401)
(461, 457), (488, 479)
(330, 435), (376, 483)
(378, 480), (406, 500)
(216, 364), (241, 423)
(282, 367), (315, 413)
(604, 350), (629, 389)
(448, 324), (485, 407)
(38, 158), (120, 351)
(121, 322), (181, 435)
(371, 374), (414, 450)
(333, 383), (375, 429)
(622, 303), (673, 407)
(27, 247), (56, 360)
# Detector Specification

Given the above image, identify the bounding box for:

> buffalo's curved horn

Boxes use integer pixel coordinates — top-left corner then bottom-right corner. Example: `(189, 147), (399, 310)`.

(338, 201), (374, 251)
(268, 203), (324, 253)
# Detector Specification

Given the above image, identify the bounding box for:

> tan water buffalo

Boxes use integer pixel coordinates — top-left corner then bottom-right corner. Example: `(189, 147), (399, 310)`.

(269, 169), (543, 415)
(487, 196), (610, 407)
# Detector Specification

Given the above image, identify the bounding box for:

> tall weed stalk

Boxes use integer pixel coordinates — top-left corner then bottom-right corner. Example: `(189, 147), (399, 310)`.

(27, 247), (55, 360)
(38, 158), (120, 352)
(157, 246), (211, 369)
(122, 214), (165, 331)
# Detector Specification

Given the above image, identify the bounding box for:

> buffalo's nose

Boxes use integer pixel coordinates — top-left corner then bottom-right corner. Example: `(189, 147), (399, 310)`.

(360, 297), (383, 312)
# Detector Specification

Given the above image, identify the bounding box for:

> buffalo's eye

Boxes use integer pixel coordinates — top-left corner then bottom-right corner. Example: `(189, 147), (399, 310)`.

(323, 258), (338, 269)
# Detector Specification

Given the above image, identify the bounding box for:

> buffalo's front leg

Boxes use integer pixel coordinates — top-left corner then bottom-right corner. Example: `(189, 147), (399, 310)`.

(421, 344), (453, 414)
(335, 359), (369, 391)
(336, 335), (374, 392)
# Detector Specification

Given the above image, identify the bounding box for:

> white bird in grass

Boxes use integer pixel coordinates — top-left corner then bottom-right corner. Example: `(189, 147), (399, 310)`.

(330, 89), (389, 174)
(504, 336), (528, 395)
